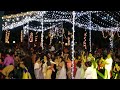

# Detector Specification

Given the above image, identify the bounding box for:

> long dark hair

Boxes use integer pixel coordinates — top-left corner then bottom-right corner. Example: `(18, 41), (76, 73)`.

(85, 61), (92, 67)
(47, 60), (51, 66)
(77, 61), (81, 68)
(35, 54), (40, 62)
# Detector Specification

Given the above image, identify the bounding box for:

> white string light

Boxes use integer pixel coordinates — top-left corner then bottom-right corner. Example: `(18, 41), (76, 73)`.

(89, 11), (92, 53)
(5, 30), (10, 43)
(20, 30), (23, 42)
(83, 31), (87, 49)
(41, 12), (44, 50)
(109, 31), (114, 50)
(71, 11), (75, 79)
(2, 11), (38, 19)
(2, 11), (120, 33)
(29, 32), (33, 42)
(27, 23), (30, 48)
(35, 31), (38, 42)
(102, 31), (108, 38)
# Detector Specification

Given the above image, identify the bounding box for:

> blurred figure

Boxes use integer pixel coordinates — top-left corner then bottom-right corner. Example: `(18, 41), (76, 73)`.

(34, 56), (44, 79)
(3, 50), (14, 67)
(104, 53), (113, 79)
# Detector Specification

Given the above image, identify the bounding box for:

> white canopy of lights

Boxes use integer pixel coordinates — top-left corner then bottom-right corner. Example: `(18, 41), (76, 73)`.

(2, 11), (120, 32)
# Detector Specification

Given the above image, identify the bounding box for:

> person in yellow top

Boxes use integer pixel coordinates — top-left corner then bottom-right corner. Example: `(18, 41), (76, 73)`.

(19, 61), (32, 79)
(87, 53), (95, 62)
(45, 61), (54, 79)
(2, 65), (14, 79)
(113, 63), (120, 79)
(81, 51), (86, 63)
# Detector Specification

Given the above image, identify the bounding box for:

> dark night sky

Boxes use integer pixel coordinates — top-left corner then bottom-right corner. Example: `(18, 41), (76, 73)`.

(0, 11), (4, 39)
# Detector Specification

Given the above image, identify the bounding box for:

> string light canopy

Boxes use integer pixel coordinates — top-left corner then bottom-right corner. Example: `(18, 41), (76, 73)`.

(2, 11), (120, 32)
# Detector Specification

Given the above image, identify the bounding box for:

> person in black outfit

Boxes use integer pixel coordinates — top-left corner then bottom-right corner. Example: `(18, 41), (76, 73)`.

(51, 63), (57, 79)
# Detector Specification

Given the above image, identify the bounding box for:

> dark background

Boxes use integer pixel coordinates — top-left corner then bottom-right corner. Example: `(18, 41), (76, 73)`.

(0, 11), (4, 40)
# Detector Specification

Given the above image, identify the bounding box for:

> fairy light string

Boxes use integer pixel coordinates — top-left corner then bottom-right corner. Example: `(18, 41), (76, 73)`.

(71, 11), (75, 79)
(89, 11), (92, 53)
(83, 30), (87, 50)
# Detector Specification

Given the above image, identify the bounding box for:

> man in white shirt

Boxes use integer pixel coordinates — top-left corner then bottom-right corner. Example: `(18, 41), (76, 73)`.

(84, 61), (97, 79)
(104, 54), (113, 79)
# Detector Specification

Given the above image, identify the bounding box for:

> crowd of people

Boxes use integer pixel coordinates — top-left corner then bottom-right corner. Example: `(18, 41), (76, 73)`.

(0, 30), (120, 79)
(74, 46), (120, 79)
(0, 42), (120, 79)
(0, 29), (73, 79)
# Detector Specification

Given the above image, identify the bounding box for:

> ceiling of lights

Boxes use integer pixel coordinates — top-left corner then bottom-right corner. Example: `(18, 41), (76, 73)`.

(3, 11), (120, 31)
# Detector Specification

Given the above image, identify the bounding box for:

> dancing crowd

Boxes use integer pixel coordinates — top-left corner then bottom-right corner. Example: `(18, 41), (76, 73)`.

(0, 42), (120, 79)
(0, 37), (73, 79)
(0, 32), (120, 79)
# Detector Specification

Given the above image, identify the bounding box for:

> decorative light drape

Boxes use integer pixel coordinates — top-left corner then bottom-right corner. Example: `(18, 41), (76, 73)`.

(5, 30), (10, 43)
(109, 31), (114, 50)
(89, 11), (92, 53)
(83, 30), (87, 50)
(20, 30), (23, 42)
(71, 11), (75, 79)
(29, 32), (33, 42)
(41, 12), (44, 50)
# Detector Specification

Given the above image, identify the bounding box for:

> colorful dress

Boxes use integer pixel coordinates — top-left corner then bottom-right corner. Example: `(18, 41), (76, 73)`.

(42, 62), (47, 79)
(67, 61), (72, 79)
(22, 67), (32, 79)
(45, 66), (52, 79)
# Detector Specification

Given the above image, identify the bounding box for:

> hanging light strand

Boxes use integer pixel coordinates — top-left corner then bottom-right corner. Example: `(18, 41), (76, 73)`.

(29, 32), (33, 42)
(71, 11), (75, 79)
(102, 31), (108, 38)
(5, 30), (10, 43)
(41, 12), (44, 50)
(35, 31), (38, 42)
(89, 11), (92, 53)
(21, 30), (23, 42)
(83, 31), (87, 49)
(109, 31), (114, 50)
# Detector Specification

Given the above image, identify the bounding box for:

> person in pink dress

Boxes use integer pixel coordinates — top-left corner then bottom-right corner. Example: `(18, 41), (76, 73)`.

(3, 50), (14, 67)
